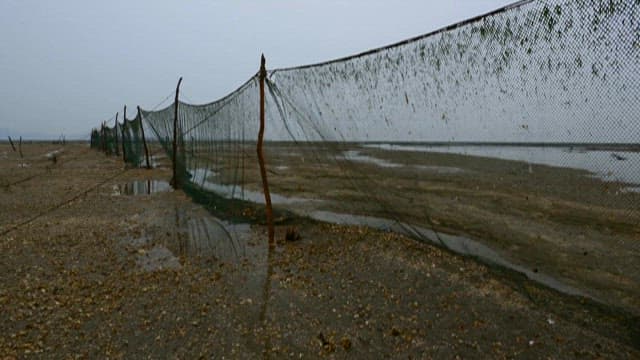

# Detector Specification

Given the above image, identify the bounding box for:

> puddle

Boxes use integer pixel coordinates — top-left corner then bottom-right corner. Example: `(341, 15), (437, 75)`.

(341, 150), (402, 168)
(181, 216), (250, 261)
(414, 165), (466, 174)
(136, 245), (181, 272)
(189, 168), (312, 205)
(307, 210), (591, 300)
(114, 180), (172, 195)
(124, 211), (252, 265)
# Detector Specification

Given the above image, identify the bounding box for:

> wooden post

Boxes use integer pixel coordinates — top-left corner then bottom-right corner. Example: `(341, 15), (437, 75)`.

(172, 77), (183, 189)
(257, 54), (275, 246)
(18, 136), (23, 158)
(138, 106), (151, 169)
(114, 113), (119, 156)
(122, 106), (127, 163)
(101, 122), (107, 153)
(7, 136), (16, 152)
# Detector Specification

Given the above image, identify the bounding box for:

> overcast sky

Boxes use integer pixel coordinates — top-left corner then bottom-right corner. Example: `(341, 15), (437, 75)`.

(0, 0), (514, 139)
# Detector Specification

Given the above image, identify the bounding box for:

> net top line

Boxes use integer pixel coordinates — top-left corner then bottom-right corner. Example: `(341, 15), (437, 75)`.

(268, 0), (534, 76)
(135, 0), (535, 117)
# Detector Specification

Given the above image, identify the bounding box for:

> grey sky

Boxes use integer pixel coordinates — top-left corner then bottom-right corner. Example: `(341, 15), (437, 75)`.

(0, 0), (513, 139)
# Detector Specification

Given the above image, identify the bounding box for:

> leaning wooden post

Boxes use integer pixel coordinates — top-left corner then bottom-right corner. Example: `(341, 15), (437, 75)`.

(122, 106), (127, 163)
(114, 113), (119, 157)
(101, 122), (107, 154)
(257, 55), (275, 246)
(7, 136), (16, 152)
(172, 77), (183, 189)
(138, 106), (151, 169)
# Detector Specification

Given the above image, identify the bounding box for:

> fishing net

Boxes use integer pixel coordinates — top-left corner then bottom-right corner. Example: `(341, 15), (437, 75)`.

(109, 0), (640, 313)
(90, 129), (101, 150)
(140, 78), (285, 221)
(91, 110), (150, 167)
(102, 124), (119, 156)
(121, 110), (149, 167)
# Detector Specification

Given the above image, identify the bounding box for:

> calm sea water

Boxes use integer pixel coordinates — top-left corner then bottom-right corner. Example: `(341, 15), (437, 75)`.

(364, 144), (640, 187)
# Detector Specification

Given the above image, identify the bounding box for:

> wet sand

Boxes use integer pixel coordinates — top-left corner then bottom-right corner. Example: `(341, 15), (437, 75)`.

(0, 142), (638, 358)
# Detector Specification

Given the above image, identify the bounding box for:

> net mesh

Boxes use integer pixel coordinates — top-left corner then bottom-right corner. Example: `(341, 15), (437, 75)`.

(121, 111), (147, 167)
(95, 0), (640, 314)
(91, 110), (149, 167)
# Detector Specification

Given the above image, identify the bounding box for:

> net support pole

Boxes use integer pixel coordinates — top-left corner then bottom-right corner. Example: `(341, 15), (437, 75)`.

(114, 112), (119, 157)
(122, 106), (127, 163)
(101, 122), (107, 154)
(138, 106), (151, 169)
(172, 77), (183, 190)
(257, 54), (275, 246)
(7, 137), (16, 152)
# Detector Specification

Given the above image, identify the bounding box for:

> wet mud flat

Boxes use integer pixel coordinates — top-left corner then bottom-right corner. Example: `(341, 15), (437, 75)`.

(0, 142), (639, 358)
(193, 142), (640, 315)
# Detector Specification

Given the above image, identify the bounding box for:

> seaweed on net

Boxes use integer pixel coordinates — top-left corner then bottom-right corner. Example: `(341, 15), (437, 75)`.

(128, 0), (640, 219)
(97, 1), (640, 306)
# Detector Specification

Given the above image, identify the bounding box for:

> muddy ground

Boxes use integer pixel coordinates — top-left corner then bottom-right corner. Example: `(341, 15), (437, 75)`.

(189, 142), (640, 314)
(0, 142), (638, 358)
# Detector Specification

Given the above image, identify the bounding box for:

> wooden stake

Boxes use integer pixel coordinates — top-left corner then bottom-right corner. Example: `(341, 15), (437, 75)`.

(138, 106), (151, 169)
(257, 54), (275, 246)
(114, 113), (119, 156)
(122, 106), (127, 163)
(18, 136), (23, 158)
(102, 122), (107, 153)
(7, 136), (16, 152)
(172, 77), (183, 189)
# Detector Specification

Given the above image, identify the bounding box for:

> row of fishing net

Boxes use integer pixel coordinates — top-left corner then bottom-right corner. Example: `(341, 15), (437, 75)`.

(101, 124), (118, 156)
(140, 104), (174, 153)
(90, 129), (101, 150)
(89, 115), (145, 167)
(121, 111), (146, 167)
(257, 0), (639, 312)
(141, 76), (287, 222)
(90, 113), (116, 152)
(91, 125), (110, 153)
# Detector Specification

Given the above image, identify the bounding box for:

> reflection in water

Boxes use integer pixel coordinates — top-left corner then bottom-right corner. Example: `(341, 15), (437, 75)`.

(116, 180), (172, 195)
(136, 245), (181, 272)
(174, 206), (250, 262)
